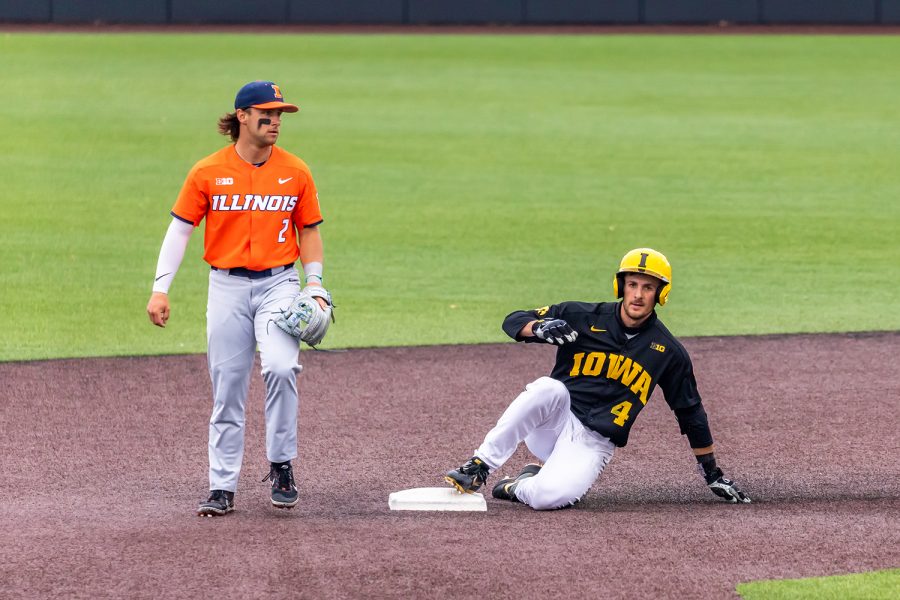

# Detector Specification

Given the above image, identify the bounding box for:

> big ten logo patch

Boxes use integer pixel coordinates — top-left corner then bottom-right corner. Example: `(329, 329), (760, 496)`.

(215, 177), (234, 185)
(535, 306), (550, 316)
(650, 342), (666, 353)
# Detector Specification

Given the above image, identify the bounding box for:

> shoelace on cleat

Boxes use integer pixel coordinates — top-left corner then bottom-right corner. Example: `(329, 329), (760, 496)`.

(460, 461), (488, 485)
(207, 490), (229, 505)
(262, 466), (296, 491)
(277, 467), (295, 491)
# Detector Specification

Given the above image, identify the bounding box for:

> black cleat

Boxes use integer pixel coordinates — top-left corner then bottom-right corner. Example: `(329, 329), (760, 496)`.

(263, 462), (299, 508)
(445, 456), (490, 494)
(492, 464), (542, 502)
(197, 489), (235, 517)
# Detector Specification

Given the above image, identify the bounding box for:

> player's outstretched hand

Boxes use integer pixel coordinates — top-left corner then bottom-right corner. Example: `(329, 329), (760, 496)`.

(708, 475), (751, 504)
(533, 319), (578, 345)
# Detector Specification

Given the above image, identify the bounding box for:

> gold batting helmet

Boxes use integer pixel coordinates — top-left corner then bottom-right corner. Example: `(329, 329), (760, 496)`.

(613, 248), (672, 306)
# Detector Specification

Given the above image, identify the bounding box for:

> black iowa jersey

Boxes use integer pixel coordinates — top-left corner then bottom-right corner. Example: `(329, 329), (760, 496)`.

(502, 301), (703, 447)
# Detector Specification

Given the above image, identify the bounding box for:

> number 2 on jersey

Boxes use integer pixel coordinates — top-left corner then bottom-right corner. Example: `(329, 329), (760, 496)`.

(277, 218), (290, 243)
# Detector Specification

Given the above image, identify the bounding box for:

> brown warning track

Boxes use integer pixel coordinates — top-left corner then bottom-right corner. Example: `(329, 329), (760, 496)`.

(1, 332), (898, 598)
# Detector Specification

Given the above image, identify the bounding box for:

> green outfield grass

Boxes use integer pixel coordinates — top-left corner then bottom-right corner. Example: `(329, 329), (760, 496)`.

(1, 33), (899, 361)
(738, 568), (900, 599)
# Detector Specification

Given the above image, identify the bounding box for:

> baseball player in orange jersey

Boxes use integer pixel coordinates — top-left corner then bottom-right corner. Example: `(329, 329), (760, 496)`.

(146, 81), (329, 516)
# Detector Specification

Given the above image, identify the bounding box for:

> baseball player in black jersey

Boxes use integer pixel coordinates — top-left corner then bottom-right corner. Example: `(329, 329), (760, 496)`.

(445, 248), (750, 510)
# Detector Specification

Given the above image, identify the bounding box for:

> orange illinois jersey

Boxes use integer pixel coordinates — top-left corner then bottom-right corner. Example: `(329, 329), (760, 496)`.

(171, 145), (323, 270)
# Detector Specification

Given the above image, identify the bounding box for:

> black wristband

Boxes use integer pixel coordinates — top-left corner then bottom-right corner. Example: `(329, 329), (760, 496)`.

(696, 453), (722, 483)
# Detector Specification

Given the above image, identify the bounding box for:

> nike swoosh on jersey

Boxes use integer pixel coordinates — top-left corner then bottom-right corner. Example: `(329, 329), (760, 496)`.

(590, 326), (606, 333)
(278, 177), (293, 184)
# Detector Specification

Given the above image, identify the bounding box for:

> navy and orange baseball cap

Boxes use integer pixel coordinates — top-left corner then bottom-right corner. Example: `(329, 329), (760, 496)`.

(234, 81), (299, 113)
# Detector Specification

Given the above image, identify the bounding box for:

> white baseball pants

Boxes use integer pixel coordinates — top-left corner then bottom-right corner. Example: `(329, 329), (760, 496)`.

(475, 376), (615, 510)
(206, 267), (302, 492)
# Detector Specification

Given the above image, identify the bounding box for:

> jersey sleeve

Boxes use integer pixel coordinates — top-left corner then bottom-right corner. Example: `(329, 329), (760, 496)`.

(673, 402), (714, 448)
(170, 165), (209, 226)
(502, 303), (567, 342)
(292, 169), (323, 229)
(658, 346), (703, 411)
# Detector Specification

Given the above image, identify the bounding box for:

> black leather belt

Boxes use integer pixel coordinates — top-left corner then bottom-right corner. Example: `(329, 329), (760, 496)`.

(212, 264), (293, 279)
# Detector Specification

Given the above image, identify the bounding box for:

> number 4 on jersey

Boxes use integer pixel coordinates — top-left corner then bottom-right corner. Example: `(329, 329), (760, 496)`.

(610, 400), (633, 426)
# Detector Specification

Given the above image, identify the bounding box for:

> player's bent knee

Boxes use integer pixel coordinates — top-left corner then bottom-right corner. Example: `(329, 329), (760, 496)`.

(532, 376), (567, 395)
(528, 377), (569, 404)
(260, 360), (301, 382)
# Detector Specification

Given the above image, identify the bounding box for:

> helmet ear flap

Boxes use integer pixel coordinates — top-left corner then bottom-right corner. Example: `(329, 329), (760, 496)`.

(656, 281), (671, 306)
(613, 274), (623, 299)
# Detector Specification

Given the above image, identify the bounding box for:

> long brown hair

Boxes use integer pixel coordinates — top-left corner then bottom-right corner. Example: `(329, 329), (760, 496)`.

(217, 112), (240, 142)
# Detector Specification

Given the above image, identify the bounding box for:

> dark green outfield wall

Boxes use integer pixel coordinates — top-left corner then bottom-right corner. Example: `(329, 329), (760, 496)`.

(3, 0), (900, 26)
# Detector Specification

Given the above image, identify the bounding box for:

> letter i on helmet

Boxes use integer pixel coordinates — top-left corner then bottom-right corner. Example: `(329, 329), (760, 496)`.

(612, 248), (672, 306)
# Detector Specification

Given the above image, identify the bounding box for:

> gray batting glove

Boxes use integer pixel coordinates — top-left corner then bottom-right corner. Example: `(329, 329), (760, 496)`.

(533, 319), (578, 345)
(708, 475), (751, 504)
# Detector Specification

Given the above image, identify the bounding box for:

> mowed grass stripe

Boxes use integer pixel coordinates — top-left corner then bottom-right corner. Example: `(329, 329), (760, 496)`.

(1, 34), (898, 360)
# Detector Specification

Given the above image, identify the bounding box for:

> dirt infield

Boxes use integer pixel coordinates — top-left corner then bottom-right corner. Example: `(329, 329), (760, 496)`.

(1, 332), (898, 599)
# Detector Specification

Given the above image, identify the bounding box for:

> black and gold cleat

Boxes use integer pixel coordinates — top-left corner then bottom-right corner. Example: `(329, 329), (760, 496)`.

(492, 464), (542, 502)
(444, 456), (490, 494)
